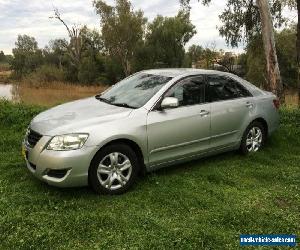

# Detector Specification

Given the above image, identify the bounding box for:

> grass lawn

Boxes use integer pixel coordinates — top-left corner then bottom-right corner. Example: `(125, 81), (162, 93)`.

(0, 100), (299, 249)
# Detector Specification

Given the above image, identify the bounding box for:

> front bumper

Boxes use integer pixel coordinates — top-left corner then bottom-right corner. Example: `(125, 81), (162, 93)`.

(22, 135), (98, 187)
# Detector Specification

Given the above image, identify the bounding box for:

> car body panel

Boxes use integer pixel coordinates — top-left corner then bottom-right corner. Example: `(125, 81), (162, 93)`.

(23, 69), (279, 187)
(30, 97), (133, 136)
(209, 97), (255, 149)
(147, 103), (211, 166)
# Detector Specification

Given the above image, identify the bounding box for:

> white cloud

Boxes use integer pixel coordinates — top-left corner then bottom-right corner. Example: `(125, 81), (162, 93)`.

(0, 0), (296, 55)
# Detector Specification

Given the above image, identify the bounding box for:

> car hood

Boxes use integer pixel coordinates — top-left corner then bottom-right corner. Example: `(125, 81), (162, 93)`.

(30, 97), (133, 135)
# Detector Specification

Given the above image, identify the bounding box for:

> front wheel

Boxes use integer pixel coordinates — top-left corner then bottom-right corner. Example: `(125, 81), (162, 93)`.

(89, 143), (139, 195)
(240, 121), (266, 155)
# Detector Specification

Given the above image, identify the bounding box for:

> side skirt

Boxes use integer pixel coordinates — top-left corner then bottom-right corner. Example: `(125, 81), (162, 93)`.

(145, 142), (240, 172)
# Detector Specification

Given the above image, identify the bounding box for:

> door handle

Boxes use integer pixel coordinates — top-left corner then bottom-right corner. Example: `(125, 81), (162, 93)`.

(246, 102), (254, 108)
(199, 110), (210, 117)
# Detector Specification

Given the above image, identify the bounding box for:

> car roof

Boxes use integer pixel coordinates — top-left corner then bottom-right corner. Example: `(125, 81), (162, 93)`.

(142, 68), (228, 78)
(142, 68), (265, 97)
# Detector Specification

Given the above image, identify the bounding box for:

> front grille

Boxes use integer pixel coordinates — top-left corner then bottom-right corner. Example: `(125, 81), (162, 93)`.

(26, 129), (43, 148)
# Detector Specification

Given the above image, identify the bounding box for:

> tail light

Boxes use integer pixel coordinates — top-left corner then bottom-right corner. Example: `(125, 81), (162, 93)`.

(273, 99), (280, 110)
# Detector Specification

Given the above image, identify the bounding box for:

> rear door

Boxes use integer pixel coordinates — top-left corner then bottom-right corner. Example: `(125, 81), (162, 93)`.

(147, 75), (211, 166)
(208, 74), (254, 149)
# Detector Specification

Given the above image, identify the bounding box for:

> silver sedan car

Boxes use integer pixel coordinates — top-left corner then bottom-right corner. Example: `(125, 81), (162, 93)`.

(22, 69), (279, 194)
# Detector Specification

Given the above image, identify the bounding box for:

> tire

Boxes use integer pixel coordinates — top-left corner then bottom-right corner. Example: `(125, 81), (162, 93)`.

(89, 143), (140, 195)
(239, 121), (266, 155)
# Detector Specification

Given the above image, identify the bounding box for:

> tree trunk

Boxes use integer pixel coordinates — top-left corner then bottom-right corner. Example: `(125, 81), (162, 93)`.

(297, 0), (300, 107)
(256, 0), (284, 102)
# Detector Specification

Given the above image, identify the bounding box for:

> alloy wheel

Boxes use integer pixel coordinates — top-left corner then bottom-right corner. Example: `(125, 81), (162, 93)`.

(246, 127), (263, 152)
(97, 152), (132, 190)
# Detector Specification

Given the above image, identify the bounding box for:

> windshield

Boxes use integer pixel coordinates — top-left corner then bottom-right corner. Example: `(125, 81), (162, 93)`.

(98, 73), (172, 108)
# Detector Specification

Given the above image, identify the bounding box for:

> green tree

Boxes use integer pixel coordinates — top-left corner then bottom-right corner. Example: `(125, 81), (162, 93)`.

(276, 27), (297, 87)
(218, 52), (236, 72)
(45, 21), (106, 83)
(202, 47), (217, 69)
(44, 38), (68, 68)
(0, 51), (6, 62)
(93, 0), (147, 76)
(10, 35), (43, 78)
(245, 27), (297, 88)
(245, 36), (266, 87)
(181, 0), (287, 100)
(188, 45), (203, 63)
(144, 11), (196, 68)
(78, 26), (106, 83)
(185, 45), (204, 67)
(51, 9), (84, 72)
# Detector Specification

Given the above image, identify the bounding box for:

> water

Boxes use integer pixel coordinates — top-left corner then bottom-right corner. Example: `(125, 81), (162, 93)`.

(0, 83), (106, 106)
(0, 84), (14, 100)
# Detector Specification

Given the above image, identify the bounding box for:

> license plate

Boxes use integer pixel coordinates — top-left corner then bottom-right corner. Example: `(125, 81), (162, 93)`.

(22, 145), (27, 160)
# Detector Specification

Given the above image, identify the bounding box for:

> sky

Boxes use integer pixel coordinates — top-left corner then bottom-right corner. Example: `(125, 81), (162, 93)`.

(0, 0), (297, 55)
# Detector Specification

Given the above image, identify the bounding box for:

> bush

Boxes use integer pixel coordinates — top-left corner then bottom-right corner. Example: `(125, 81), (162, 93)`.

(78, 57), (99, 84)
(23, 64), (65, 87)
(0, 63), (10, 72)
(0, 100), (44, 130)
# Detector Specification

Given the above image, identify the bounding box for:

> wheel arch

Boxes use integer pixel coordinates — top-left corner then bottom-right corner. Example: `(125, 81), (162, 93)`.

(89, 138), (146, 176)
(251, 117), (268, 135)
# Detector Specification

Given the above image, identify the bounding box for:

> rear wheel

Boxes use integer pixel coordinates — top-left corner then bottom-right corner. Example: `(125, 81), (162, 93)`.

(89, 143), (139, 195)
(240, 121), (266, 155)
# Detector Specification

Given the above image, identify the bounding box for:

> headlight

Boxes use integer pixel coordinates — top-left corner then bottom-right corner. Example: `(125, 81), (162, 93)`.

(46, 134), (89, 151)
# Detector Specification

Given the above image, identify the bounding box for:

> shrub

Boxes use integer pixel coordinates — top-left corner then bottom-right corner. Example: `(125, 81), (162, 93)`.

(0, 63), (10, 72)
(78, 57), (99, 84)
(23, 64), (65, 87)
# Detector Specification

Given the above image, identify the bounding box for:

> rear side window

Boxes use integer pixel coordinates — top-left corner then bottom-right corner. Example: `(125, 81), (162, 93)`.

(165, 75), (207, 107)
(208, 75), (251, 102)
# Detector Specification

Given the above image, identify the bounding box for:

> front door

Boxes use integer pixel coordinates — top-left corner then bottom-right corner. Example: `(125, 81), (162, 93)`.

(147, 75), (211, 166)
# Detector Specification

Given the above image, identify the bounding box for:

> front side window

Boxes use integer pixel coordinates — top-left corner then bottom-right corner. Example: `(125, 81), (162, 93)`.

(208, 75), (251, 102)
(164, 75), (207, 107)
(99, 73), (172, 108)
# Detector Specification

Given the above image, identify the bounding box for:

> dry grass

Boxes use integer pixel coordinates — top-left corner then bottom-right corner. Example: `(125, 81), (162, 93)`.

(13, 81), (108, 106)
(284, 88), (299, 107)
(0, 69), (11, 83)
(0, 63), (10, 72)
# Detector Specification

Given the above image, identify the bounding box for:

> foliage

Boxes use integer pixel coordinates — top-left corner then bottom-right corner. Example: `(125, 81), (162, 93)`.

(142, 11), (196, 68)
(43, 38), (68, 67)
(6, 0), (298, 90)
(8, 0), (197, 85)
(245, 35), (267, 88)
(245, 26), (298, 87)
(10, 35), (43, 79)
(186, 45), (204, 66)
(93, 0), (147, 76)
(185, 43), (223, 70)
(200, 46), (219, 69)
(181, 0), (287, 47)
(23, 65), (66, 87)
(78, 55), (104, 84)
(0, 100), (299, 249)
(276, 27), (297, 86)
(0, 51), (6, 62)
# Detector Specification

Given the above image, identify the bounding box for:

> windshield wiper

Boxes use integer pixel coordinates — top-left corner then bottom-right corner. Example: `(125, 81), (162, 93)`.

(111, 102), (137, 109)
(95, 95), (137, 109)
(95, 95), (111, 104)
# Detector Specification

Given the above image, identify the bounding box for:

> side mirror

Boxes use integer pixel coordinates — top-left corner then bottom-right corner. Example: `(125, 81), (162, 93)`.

(160, 97), (179, 109)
